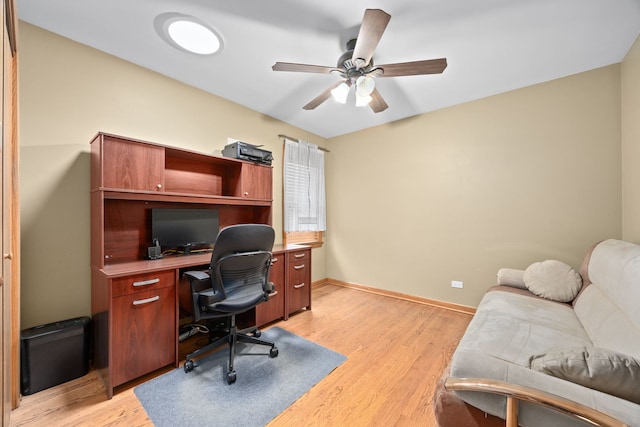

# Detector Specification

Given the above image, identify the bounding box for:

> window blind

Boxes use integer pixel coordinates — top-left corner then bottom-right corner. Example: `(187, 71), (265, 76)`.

(283, 138), (326, 232)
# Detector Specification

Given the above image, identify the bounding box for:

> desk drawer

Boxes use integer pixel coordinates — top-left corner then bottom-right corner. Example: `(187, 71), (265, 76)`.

(288, 249), (308, 262)
(112, 286), (176, 386)
(288, 262), (309, 286)
(287, 249), (309, 284)
(112, 270), (175, 297)
(287, 249), (311, 314)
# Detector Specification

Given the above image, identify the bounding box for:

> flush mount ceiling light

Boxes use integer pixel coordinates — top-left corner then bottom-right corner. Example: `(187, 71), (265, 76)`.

(155, 13), (223, 55)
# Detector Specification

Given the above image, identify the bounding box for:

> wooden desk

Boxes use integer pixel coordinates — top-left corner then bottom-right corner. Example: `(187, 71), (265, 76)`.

(89, 133), (311, 398)
(92, 244), (310, 399)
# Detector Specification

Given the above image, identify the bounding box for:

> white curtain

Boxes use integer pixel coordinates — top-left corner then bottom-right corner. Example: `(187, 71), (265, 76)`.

(283, 138), (326, 232)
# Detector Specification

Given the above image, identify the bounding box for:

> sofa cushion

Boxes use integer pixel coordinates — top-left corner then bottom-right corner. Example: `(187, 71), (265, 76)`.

(523, 260), (582, 302)
(453, 291), (591, 370)
(530, 346), (640, 404)
(449, 291), (640, 426)
(574, 239), (640, 359)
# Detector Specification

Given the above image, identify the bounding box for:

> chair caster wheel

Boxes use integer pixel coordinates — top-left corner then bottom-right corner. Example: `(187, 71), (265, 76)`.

(253, 329), (261, 338)
(184, 359), (195, 373)
(270, 347), (279, 358)
(227, 370), (237, 384)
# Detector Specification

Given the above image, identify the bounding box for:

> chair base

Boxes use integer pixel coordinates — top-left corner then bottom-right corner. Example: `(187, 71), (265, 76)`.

(183, 314), (278, 384)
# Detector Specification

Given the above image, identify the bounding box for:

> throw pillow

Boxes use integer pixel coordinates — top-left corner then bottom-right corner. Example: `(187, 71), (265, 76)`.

(530, 346), (640, 404)
(523, 260), (582, 302)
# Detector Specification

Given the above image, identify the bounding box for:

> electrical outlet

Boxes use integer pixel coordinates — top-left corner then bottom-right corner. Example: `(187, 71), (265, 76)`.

(451, 280), (463, 289)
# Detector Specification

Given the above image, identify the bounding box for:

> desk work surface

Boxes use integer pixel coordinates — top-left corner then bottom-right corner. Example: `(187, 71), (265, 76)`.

(98, 244), (310, 278)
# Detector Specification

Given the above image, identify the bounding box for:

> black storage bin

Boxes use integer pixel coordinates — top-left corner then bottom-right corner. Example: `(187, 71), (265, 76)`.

(20, 316), (91, 395)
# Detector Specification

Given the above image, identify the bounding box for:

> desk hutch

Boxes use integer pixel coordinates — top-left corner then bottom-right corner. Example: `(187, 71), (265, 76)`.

(90, 132), (311, 398)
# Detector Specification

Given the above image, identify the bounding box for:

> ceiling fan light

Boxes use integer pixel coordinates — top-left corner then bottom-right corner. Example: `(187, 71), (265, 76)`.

(355, 75), (375, 96)
(331, 82), (350, 104)
(355, 93), (372, 107)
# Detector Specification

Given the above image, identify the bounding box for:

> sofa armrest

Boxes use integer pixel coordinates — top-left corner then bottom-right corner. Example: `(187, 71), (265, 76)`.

(444, 377), (627, 427)
(496, 268), (526, 289)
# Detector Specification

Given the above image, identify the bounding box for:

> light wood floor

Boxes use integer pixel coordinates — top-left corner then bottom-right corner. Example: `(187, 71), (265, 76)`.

(10, 283), (472, 426)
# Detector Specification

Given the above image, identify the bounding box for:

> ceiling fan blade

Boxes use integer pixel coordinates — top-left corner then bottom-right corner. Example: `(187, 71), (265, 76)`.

(272, 62), (342, 74)
(376, 58), (448, 77)
(352, 9), (391, 68)
(369, 88), (388, 113)
(303, 81), (344, 110)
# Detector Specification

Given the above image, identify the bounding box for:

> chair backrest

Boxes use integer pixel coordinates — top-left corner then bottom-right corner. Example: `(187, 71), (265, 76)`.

(208, 224), (275, 301)
(210, 224), (275, 264)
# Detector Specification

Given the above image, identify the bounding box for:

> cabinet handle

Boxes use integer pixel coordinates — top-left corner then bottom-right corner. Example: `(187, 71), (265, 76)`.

(293, 283), (305, 289)
(293, 264), (305, 270)
(271, 258), (279, 263)
(157, 184), (162, 190)
(268, 290), (278, 297)
(244, 191), (249, 196)
(132, 278), (160, 287)
(132, 296), (160, 306)
(294, 253), (305, 259)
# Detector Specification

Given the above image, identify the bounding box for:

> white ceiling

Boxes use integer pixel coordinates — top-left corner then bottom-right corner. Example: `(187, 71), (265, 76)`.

(16, 0), (640, 138)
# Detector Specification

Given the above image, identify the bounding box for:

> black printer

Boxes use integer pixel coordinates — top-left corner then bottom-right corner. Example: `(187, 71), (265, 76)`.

(222, 141), (273, 165)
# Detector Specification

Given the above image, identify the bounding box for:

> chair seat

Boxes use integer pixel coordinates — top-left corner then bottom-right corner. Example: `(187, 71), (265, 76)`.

(205, 292), (266, 313)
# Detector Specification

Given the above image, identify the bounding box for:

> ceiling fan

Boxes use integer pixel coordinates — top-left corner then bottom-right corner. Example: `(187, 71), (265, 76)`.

(272, 9), (447, 113)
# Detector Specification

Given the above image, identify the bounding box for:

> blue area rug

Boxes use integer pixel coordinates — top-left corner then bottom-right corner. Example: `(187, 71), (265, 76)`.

(134, 327), (346, 427)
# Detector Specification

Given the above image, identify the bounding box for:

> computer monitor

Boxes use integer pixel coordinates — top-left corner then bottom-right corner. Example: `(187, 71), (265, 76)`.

(151, 208), (219, 254)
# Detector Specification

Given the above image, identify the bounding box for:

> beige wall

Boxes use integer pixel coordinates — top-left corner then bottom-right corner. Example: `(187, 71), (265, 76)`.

(622, 35), (640, 243)
(326, 65), (622, 307)
(18, 22), (327, 329)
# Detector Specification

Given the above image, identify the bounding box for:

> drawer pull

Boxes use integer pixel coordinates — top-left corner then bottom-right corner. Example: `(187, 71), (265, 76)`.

(268, 290), (278, 297)
(294, 253), (305, 259)
(293, 283), (305, 289)
(293, 264), (305, 270)
(132, 296), (160, 306)
(132, 278), (160, 287)
(271, 258), (279, 265)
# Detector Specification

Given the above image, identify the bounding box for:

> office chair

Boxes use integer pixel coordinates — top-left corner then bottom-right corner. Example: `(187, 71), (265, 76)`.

(182, 224), (278, 384)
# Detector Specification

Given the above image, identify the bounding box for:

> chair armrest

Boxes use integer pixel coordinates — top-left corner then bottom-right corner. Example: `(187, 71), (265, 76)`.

(444, 377), (627, 427)
(264, 281), (275, 293)
(183, 270), (210, 281)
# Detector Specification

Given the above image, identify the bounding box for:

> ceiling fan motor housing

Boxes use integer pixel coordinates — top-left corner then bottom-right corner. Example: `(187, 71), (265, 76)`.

(337, 39), (374, 81)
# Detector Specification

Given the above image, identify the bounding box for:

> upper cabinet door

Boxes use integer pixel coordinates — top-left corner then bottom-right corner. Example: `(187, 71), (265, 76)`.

(239, 163), (272, 200)
(101, 138), (164, 191)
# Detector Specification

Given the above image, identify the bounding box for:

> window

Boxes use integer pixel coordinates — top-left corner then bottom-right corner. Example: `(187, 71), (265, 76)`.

(284, 230), (323, 247)
(283, 139), (326, 246)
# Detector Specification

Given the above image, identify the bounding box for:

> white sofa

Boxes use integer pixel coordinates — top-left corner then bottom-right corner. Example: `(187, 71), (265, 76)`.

(435, 239), (640, 427)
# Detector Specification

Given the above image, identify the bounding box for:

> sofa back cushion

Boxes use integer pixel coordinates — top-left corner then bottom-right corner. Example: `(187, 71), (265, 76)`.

(574, 239), (640, 358)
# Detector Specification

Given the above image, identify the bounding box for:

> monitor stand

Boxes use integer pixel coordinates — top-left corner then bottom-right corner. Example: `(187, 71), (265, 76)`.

(181, 243), (194, 256)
